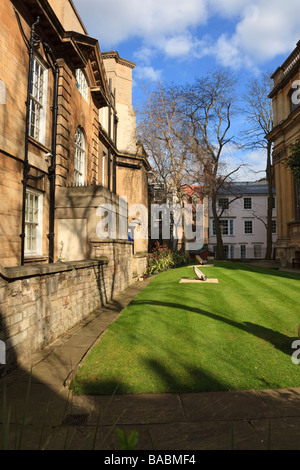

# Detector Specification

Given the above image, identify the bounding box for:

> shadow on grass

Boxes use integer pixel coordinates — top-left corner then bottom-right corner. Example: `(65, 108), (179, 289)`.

(215, 261), (300, 280)
(72, 297), (297, 397)
(72, 263), (300, 397)
(72, 360), (228, 396)
(129, 299), (296, 358)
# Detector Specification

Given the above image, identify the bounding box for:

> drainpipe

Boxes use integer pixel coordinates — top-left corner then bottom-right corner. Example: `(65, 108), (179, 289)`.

(112, 87), (118, 194)
(112, 153), (116, 194)
(43, 43), (59, 263)
(20, 17), (41, 265)
(15, 9), (59, 265)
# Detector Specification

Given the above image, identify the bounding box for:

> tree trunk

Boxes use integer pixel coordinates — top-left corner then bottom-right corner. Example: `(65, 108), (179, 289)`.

(265, 141), (273, 260)
(212, 194), (224, 260)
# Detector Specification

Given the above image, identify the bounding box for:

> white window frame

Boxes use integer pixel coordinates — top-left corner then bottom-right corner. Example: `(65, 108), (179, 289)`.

(74, 127), (86, 186)
(102, 151), (106, 186)
(223, 245), (229, 259)
(29, 55), (48, 144)
(240, 244), (246, 259)
(253, 244), (262, 258)
(244, 219), (254, 235)
(212, 219), (234, 236)
(222, 245), (235, 259)
(25, 189), (43, 255)
(76, 69), (88, 101)
(218, 197), (229, 210)
(243, 197), (252, 210)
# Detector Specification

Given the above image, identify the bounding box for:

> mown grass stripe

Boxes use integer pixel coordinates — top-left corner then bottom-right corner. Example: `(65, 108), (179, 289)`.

(71, 262), (300, 395)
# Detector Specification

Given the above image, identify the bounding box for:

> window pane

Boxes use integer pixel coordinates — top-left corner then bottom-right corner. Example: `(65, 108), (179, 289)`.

(244, 220), (253, 234)
(254, 245), (262, 258)
(76, 69), (88, 101)
(212, 220), (216, 235)
(219, 198), (229, 210)
(25, 191), (42, 254)
(29, 57), (45, 141)
(74, 128), (85, 185)
(220, 220), (228, 235)
(244, 198), (252, 210)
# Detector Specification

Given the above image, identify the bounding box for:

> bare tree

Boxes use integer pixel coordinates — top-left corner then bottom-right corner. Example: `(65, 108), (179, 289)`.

(242, 72), (274, 259)
(182, 68), (242, 259)
(137, 71), (243, 258)
(138, 82), (193, 204)
(137, 82), (196, 251)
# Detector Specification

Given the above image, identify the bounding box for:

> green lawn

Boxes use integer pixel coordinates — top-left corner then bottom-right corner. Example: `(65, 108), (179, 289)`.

(71, 262), (300, 395)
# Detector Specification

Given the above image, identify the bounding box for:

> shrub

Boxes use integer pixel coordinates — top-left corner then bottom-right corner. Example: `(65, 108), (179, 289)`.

(285, 140), (300, 179)
(171, 251), (191, 267)
(147, 242), (191, 275)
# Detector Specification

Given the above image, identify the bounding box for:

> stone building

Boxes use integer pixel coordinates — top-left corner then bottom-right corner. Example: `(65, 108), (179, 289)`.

(208, 182), (277, 260)
(147, 177), (209, 254)
(100, 51), (150, 255)
(0, 0), (149, 370)
(267, 41), (300, 265)
(0, 0), (150, 268)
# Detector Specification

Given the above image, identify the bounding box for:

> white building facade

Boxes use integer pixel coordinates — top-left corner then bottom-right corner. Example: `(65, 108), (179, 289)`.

(208, 182), (277, 259)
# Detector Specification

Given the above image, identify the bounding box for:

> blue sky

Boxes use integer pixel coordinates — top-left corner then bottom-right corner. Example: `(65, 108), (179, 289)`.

(74, 0), (300, 180)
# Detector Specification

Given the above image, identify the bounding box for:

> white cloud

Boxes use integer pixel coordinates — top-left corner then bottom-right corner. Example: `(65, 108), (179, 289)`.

(233, 0), (300, 63)
(161, 34), (208, 59)
(134, 66), (162, 82)
(133, 47), (155, 67)
(233, 149), (267, 181)
(163, 35), (195, 58)
(75, 0), (208, 47)
(208, 0), (250, 17)
(213, 34), (242, 69)
(210, 0), (300, 67)
(74, 0), (300, 70)
(217, 143), (267, 181)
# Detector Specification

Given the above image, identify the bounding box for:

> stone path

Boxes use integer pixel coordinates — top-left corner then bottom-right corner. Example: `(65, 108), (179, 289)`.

(1, 275), (300, 450)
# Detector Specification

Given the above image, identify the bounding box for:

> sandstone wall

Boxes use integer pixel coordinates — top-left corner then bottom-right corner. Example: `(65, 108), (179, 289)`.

(0, 243), (137, 373)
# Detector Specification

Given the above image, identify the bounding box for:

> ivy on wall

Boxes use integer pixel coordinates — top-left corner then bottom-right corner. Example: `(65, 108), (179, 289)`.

(285, 140), (300, 180)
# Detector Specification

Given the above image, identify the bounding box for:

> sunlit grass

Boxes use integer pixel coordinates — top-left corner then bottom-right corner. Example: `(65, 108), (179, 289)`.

(71, 262), (300, 395)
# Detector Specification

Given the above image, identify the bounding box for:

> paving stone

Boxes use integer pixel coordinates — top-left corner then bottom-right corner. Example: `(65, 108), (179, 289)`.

(144, 420), (266, 450)
(72, 393), (185, 426)
(180, 390), (269, 421)
(250, 417), (300, 450)
(256, 388), (300, 418)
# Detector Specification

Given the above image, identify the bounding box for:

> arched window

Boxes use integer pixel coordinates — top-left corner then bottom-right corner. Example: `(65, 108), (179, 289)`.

(74, 127), (85, 186)
(75, 69), (88, 101)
